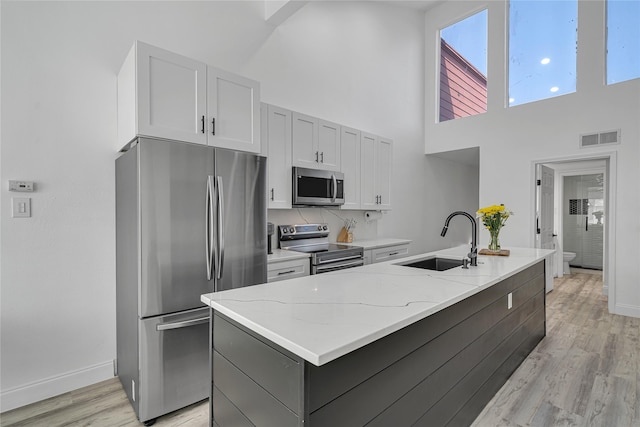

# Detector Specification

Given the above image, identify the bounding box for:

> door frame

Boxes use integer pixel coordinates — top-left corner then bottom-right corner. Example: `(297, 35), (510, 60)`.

(531, 151), (617, 314)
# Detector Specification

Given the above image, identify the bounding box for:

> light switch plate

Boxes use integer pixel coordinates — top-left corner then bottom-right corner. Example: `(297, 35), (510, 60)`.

(12, 197), (31, 218)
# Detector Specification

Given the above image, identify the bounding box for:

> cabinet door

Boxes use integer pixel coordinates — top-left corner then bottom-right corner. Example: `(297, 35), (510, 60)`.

(318, 120), (341, 171)
(136, 42), (207, 145)
(360, 132), (378, 209)
(292, 112), (319, 169)
(265, 104), (292, 209)
(207, 66), (261, 153)
(376, 138), (393, 210)
(340, 127), (361, 209)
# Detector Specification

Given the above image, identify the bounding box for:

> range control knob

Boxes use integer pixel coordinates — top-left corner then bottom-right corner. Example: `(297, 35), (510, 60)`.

(317, 226), (322, 231)
(289, 227), (295, 233)
(322, 225), (328, 231)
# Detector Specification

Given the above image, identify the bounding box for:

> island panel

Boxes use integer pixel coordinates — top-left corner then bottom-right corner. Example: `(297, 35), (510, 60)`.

(209, 260), (546, 426)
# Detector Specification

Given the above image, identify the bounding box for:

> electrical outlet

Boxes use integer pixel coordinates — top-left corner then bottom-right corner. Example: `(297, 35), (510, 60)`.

(9, 180), (34, 192)
(12, 197), (31, 218)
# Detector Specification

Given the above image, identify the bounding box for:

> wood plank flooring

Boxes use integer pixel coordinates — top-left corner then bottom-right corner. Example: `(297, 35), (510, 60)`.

(1, 270), (637, 427)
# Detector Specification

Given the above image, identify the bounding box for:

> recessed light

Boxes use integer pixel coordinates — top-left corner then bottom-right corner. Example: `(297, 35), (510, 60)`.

(541, 58), (551, 65)
(550, 86), (559, 93)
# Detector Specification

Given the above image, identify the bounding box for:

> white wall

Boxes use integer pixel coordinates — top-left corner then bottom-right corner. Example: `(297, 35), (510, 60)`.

(424, 1), (640, 317)
(0, 1), (477, 411)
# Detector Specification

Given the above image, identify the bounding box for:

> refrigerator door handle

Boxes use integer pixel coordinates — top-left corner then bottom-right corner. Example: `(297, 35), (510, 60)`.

(206, 176), (215, 281)
(215, 175), (225, 281)
(156, 316), (210, 331)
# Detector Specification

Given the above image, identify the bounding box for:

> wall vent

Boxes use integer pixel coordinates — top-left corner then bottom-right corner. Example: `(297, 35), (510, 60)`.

(580, 129), (620, 148)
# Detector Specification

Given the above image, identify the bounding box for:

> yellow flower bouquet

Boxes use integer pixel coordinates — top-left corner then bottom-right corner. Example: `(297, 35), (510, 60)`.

(477, 204), (513, 251)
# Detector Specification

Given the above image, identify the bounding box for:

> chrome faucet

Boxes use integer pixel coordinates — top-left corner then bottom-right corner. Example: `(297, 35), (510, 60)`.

(441, 211), (478, 267)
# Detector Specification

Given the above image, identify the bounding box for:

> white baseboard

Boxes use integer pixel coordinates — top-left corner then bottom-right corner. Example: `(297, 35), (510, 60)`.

(614, 303), (640, 319)
(0, 361), (115, 413)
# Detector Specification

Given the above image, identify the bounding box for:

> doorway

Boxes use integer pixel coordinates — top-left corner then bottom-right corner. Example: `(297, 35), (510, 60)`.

(532, 153), (616, 306)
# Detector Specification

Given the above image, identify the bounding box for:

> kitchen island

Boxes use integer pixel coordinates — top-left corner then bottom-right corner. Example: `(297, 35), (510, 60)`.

(201, 246), (554, 426)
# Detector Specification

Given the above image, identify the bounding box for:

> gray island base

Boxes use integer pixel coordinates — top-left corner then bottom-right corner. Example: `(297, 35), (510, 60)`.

(209, 261), (545, 426)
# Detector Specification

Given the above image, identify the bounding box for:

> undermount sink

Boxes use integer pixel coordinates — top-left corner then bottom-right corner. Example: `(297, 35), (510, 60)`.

(397, 257), (464, 271)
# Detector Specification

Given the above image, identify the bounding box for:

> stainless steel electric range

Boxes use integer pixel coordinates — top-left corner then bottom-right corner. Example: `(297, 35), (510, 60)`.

(278, 223), (364, 274)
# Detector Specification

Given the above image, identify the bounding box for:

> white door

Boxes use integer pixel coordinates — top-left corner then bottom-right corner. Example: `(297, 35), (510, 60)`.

(340, 127), (361, 210)
(376, 138), (393, 210)
(317, 120), (341, 171)
(292, 112), (319, 169)
(360, 133), (377, 209)
(265, 104), (292, 209)
(537, 164), (555, 292)
(207, 67), (260, 153)
(137, 42), (207, 145)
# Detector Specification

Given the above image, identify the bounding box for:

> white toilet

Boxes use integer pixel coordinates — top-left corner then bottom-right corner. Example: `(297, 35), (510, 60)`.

(563, 252), (576, 275)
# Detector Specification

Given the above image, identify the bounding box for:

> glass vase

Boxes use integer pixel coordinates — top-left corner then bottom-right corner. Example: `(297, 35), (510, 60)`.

(488, 229), (501, 252)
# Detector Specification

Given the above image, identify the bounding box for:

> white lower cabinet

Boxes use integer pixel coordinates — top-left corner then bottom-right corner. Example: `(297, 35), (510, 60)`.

(363, 244), (410, 265)
(268, 258), (310, 283)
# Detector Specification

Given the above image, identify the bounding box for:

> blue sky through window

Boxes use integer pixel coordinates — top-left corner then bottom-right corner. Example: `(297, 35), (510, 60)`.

(607, 0), (640, 85)
(440, 0), (639, 109)
(440, 9), (488, 76)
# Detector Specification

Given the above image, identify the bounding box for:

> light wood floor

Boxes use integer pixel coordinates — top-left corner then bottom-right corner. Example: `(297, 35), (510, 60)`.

(2, 270), (637, 426)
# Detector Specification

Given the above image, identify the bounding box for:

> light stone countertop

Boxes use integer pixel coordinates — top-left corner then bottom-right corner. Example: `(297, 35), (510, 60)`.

(202, 245), (554, 366)
(340, 238), (412, 250)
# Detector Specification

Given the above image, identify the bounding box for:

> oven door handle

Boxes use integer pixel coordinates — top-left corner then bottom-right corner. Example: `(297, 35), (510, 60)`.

(315, 259), (364, 274)
(317, 254), (363, 265)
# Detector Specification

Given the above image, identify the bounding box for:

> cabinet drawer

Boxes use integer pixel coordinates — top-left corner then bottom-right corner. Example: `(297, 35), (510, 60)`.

(371, 244), (409, 263)
(268, 258), (310, 282)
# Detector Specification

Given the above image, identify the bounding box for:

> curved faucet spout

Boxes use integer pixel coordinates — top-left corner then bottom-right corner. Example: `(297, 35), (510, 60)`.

(441, 211), (478, 266)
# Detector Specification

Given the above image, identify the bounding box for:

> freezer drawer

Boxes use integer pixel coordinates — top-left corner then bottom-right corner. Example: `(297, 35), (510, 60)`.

(139, 307), (210, 422)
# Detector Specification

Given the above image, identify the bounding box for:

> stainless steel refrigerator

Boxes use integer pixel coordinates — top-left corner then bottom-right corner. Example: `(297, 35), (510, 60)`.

(116, 137), (267, 425)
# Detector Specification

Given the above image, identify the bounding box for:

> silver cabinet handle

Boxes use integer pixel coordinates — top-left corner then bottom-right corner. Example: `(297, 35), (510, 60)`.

(388, 252), (399, 256)
(321, 152), (324, 163)
(315, 151), (319, 162)
(277, 270), (296, 276)
(206, 176), (215, 281)
(270, 188), (274, 201)
(216, 176), (225, 281)
(156, 316), (209, 331)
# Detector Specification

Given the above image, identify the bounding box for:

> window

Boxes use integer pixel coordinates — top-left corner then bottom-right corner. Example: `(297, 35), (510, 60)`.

(607, 0), (640, 85)
(508, 0), (577, 106)
(438, 10), (487, 123)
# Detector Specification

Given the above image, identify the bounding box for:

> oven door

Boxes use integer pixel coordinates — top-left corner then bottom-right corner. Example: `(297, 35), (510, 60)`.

(313, 256), (364, 274)
(293, 167), (344, 206)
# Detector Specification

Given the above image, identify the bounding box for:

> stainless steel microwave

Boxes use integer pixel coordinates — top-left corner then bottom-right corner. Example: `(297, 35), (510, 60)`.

(292, 167), (345, 207)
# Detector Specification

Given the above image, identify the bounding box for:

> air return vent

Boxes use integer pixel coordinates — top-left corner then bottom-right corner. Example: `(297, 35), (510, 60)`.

(580, 129), (620, 148)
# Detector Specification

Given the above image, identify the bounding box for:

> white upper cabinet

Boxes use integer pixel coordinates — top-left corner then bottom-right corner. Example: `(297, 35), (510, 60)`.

(292, 112), (318, 169)
(376, 137), (392, 210)
(340, 126), (361, 210)
(207, 67), (260, 153)
(262, 103), (292, 209)
(292, 113), (341, 171)
(118, 41), (207, 147)
(361, 133), (392, 210)
(317, 120), (341, 171)
(117, 41), (260, 153)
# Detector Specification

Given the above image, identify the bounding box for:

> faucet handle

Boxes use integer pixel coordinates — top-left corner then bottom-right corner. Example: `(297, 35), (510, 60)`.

(462, 258), (469, 269)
